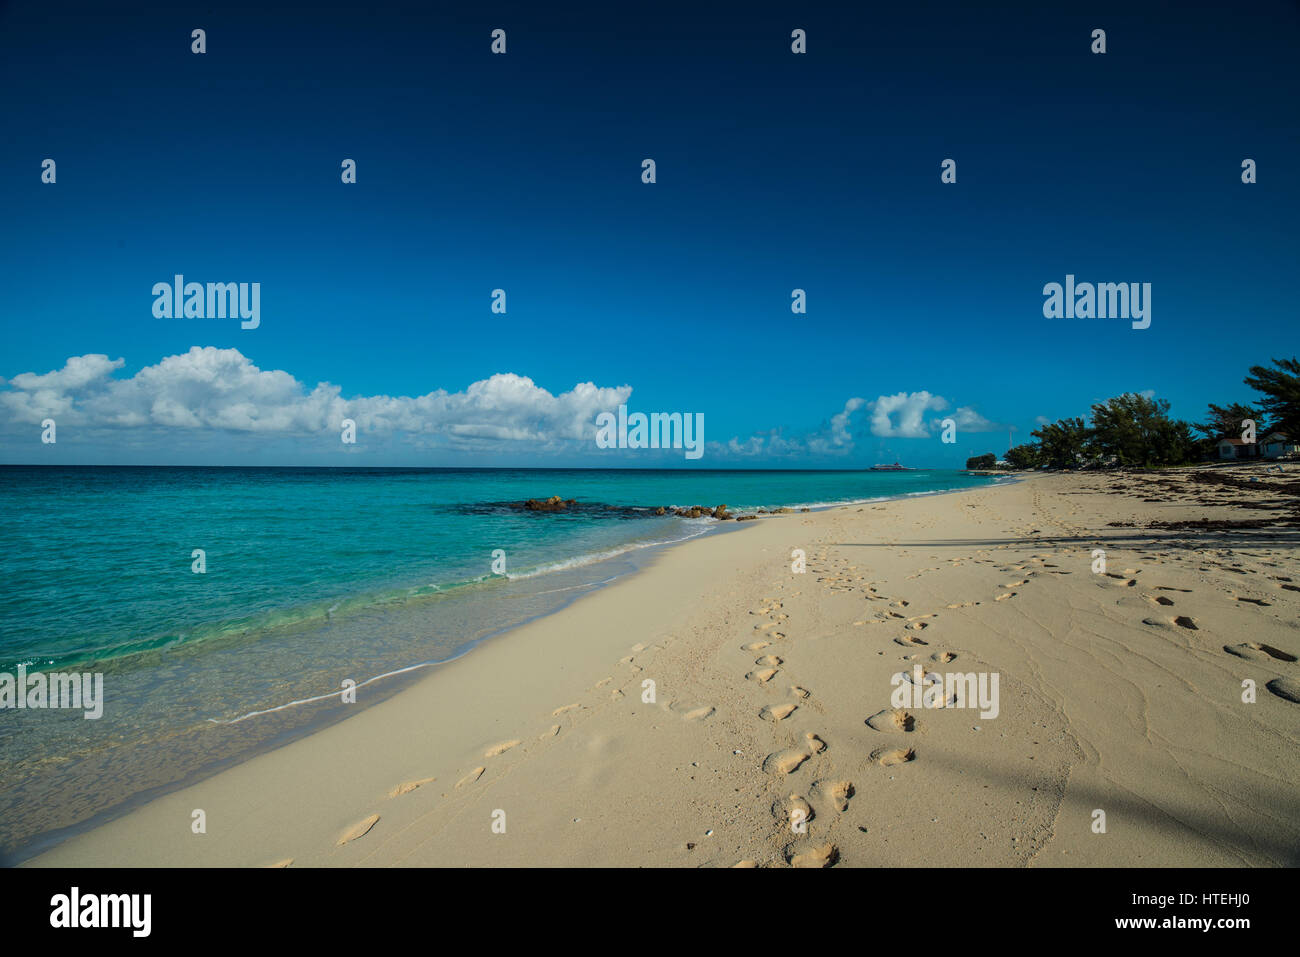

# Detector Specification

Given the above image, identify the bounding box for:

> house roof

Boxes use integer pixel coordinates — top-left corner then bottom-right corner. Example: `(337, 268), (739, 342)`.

(1219, 438), (1253, 446)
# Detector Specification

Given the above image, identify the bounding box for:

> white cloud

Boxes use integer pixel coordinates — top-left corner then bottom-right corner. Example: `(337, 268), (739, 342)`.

(829, 397), (866, 445)
(936, 406), (1005, 433)
(0, 348), (632, 450)
(869, 391), (948, 438)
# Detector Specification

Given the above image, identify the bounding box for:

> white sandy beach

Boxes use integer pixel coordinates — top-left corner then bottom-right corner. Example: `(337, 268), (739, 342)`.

(28, 469), (1300, 867)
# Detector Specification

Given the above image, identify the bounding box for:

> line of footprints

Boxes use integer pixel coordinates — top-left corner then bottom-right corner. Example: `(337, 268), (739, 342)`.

(279, 534), (1296, 866)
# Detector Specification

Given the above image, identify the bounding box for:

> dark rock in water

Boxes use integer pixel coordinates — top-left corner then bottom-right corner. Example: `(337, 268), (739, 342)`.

(800, 508), (810, 512)
(463, 498), (755, 522)
(736, 515), (761, 522)
(772, 507), (791, 514)
(524, 496), (576, 512)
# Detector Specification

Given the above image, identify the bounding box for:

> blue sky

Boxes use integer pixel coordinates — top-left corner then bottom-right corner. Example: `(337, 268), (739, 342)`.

(1, 0), (1297, 466)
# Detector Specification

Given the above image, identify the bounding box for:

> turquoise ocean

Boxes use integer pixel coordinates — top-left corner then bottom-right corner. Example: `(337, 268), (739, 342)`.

(0, 466), (1001, 860)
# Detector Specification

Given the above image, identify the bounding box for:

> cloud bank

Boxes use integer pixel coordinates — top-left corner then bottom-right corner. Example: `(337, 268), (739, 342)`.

(713, 392), (1007, 459)
(1, 347), (631, 450)
(1, 349), (1006, 464)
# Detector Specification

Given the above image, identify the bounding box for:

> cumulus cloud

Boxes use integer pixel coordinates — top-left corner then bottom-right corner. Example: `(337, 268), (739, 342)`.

(829, 397), (867, 445)
(868, 391), (948, 438)
(0, 348), (632, 450)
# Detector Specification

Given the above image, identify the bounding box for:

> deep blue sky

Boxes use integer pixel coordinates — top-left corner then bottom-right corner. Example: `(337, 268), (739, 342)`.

(1, 0), (1297, 466)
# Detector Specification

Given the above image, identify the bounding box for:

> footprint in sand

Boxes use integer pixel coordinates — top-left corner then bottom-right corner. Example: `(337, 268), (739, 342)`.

(790, 685), (811, 699)
(772, 794), (814, 825)
(1173, 616), (1198, 630)
(541, 724), (560, 739)
(931, 651), (957, 663)
(1266, 678), (1300, 703)
(805, 733), (827, 754)
(455, 767), (485, 788)
(1225, 643), (1297, 663)
(866, 708), (916, 732)
(389, 776), (436, 797)
(995, 592), (1016, 601)
(552, 702), (580, 716)
(744, 641), (770, 651)
(1235, 597), (1273, 607)
(484, 740), (520, 757)
(763, 749), (809, 775)
(894, 635), (928, 646)
(337, 813), (380, 846)
(682, 706), (716, 721)
(786, 842), (838, 868)
(811, 779), (854, 812)
(755, 654), (783, 667)
(760, 703), (798, 722)
(1146, 594), (1176, 606)
(870, 746), (916, 767)
(747, 668), (779, 684)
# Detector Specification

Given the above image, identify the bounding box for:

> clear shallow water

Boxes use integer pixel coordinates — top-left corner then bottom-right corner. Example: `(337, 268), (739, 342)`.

(0, 466), (998, 860)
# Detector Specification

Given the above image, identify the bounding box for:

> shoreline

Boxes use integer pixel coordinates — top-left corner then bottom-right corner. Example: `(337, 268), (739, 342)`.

(25, 468), (1300, 867)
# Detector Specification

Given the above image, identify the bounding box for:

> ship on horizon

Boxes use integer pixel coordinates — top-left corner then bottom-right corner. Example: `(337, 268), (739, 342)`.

(869, 461), (913, 471)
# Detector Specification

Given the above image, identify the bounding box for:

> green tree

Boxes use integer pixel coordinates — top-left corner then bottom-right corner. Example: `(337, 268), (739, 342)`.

(1149, 417), (1198, 466)
(1004, 444), (1042, 470)
(1031, 417), (1091, 469)
(1089, 393), (1194, 467)
(1244, 357), (1300, 438)
(965, 453), (996, 470)
(1195, 402), (1262, 442)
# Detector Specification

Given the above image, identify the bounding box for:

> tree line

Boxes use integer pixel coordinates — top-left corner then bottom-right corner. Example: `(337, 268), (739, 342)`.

(963, 357), (1299, 471)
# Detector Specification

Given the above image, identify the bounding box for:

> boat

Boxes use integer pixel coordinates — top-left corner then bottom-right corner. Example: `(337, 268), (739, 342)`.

(869, 461), (912, 471)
